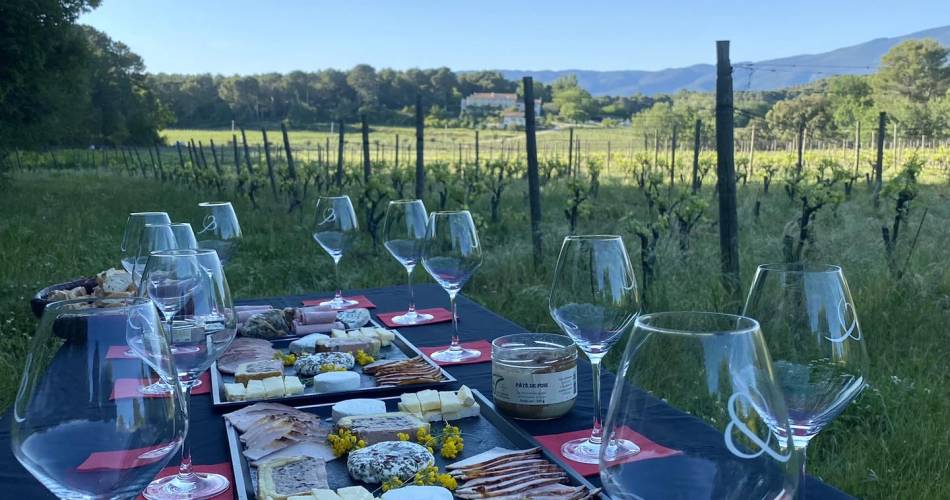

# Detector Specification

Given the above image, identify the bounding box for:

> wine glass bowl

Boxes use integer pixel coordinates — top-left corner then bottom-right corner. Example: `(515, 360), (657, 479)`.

(121, 212), (172, 274)
(382, 199), (434, 325)
(549, 235), (640, 464)
(312, 195), (360, 309)
(169, 222), (199, 250)
(601, 311), (799, 499)
(421, 210), (482, 362)
(743, 263), (868, 452)
(196, 201), (242, 266)
(11, 297), (185, 500)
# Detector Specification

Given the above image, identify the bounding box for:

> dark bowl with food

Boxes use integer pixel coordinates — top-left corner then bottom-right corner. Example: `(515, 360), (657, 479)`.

(31, 278), (98, 318)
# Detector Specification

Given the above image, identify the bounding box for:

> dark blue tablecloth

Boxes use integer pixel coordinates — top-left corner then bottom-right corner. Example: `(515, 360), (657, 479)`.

(0, 284), (853, 499)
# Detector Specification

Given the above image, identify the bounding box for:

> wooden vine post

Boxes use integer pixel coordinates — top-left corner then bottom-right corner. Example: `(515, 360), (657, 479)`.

(715, 40), (740, 304)
(415, 94), (425, 200)
(361, 114), (371, 182)
(567, 127), (574, 174)
(232, 134), (241, 177)
(692, 119), (702, 194)
(261, 128), (278, 200)
(153, 141), (165, 181)
(668, 124), (677, 201)
(240, 128), (254, 175)
(281, 122), (301, 212)
(873, 112), (887, 206)
(795, 122), (806, 176)
(523, 77), (543, 267)
(336, 119), (345, 189)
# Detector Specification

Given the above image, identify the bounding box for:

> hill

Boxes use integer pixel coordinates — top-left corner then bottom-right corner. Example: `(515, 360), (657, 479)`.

(495, 25), (950, 96)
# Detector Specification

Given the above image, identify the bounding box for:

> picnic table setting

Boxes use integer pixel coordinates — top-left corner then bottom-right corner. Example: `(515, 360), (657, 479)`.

(0, 196), (867, 500)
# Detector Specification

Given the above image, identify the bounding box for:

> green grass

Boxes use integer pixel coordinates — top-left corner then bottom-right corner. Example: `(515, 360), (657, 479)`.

(1, 161), (949, 498)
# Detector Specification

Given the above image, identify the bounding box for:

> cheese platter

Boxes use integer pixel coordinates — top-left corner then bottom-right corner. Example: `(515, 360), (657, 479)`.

(211, 320), (456, 411)
(224, 388), (605, 500)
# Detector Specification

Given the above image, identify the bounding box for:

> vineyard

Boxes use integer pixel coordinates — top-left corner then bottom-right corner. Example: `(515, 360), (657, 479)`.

(3, 121), (950, 498)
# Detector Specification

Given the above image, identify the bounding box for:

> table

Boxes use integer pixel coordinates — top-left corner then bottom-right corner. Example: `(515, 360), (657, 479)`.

(0, 284), (853, 499)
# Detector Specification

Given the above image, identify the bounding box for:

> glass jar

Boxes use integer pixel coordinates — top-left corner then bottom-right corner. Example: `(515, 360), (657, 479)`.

(492, 333), (577, 420)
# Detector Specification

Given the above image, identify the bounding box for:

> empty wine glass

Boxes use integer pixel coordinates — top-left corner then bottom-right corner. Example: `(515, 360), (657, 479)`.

(139, 250), (237, 500)
(743, 264), (868, 494)
(383, 200), (434, 325)
(549, 235), (640, 464)
(421, 210), (482, 362)
(12, 297), (185, 500)
(170, 222), (199, 250)
(121, 212), (171, 273)
(601, 312), (798, 499)
(196, 201), (242, 266)
(312, 195), (359, 309)
(128, 224), (180, 282)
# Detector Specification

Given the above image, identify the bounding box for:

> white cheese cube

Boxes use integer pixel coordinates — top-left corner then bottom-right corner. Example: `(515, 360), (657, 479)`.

(311, 490), (342, 500)
(283, 376), (305, 396)
(399, 393), (423, 415)
(337, 486), (374, 500)
(245, 379), (266, 399)
(374, 327), (395, 346)
(417, 389), (441, 411)
(262, 376), (285, 398)
(359, 326), (377, 337)
(224, 383), (246, 402)
(439, 391), (462, 414)
(457, 385), (476, 407)
(288, 496), (316, 500)
(331, 328), (347, 338)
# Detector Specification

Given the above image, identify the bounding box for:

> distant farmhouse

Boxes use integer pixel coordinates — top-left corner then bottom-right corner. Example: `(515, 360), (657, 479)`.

(460, 92), (541, 128)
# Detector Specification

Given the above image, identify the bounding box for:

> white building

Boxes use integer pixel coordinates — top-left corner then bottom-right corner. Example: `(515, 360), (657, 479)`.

(461, 92), (542, 117)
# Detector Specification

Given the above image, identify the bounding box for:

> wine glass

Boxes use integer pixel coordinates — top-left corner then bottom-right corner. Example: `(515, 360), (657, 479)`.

(121, 212), (171, 273)
(196, 201), (242, 266)
(601, 312), (799, 499)
(312, 195), (359, 309)
(742, 264), (868, 493)
(169, 222), (199, 250)
(421, 210), (482, 362)
(129, 224), (180, 282)
(139, 250), (237, 500)
(549, 235), (640, 464)
(11, 297), (185, 500)
(383, 200), (435, 325)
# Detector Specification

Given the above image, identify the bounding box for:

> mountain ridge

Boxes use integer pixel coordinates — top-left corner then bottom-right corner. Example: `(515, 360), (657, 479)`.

(492, 25), (950, 96)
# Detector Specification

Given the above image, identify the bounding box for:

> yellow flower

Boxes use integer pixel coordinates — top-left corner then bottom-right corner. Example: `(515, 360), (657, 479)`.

(397, 432), (410, 441)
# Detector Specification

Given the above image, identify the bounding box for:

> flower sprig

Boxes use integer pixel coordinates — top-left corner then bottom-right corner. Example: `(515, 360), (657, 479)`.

(381, 466), (457, 492)
(354, 349), (375, 366)
(319, 363), (347, 373)
(327, 428), (366, 457)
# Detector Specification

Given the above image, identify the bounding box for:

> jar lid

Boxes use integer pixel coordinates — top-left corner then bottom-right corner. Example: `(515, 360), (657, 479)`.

(492, 333), (576, 365)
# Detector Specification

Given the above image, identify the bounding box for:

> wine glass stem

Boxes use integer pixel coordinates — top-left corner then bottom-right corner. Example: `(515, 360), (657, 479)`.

(406, 266), (415, 314)
(589, 357), (603, 445)
(333, 258), (343, 301)
(177, 385), (196, 483)
(449, 291), (460, 349)
(797, 445), (808, 499)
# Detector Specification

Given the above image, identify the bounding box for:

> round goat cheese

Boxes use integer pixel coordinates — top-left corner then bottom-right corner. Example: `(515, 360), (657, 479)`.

(313, 370), (360, 393)
(347, 441), (434, 484)
(332, 398), (387, 421)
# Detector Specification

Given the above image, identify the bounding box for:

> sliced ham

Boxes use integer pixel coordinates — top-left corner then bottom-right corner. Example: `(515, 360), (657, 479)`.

(447, 447), (542, 470)
(456, 476), (567, 498)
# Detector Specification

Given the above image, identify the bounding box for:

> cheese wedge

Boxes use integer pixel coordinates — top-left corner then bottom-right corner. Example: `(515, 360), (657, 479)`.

(417, 389), (440, 411)
(457, 385), (476, 407)
(400, 393), (423, 414)
(310, 490), (342, 500)
(337, 486), (375, 500)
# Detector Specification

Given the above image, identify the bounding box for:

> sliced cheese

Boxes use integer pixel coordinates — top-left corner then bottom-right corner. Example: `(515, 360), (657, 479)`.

(245, 379), (266, 400)
(331, 328), (347, 338)
(359, 326), (377, 336)
(438, 391), (462, 414)
(224, 382), (246, 402)
(283, 376), (305, 396)
(262, 376), (285, 398)
(331, 398), (387, 421)
(417, 389), (440, 411)
(310, 490), (342, 500)
(337, 486), (375, 500)
(374, 327), (395, 346)
(399, 393), (423, 414)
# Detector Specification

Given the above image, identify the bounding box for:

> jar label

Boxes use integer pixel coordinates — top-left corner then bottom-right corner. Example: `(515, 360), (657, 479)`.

(492, 366), (577, 406)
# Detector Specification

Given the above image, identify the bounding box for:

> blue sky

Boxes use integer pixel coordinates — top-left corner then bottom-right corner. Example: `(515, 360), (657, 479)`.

(80, 0), (945, 74)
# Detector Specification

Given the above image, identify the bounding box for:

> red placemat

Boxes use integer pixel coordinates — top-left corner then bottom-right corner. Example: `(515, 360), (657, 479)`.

(111, 371), (211, 400)
(106, 345), (139, 360)
(135, 463), (234, 500)
(377, 308), (453, 328)
(302, 295), (376, 309)
(419, 340), (492, 366)
(533, 426), (681, 476)
(77, 443), (179, 472)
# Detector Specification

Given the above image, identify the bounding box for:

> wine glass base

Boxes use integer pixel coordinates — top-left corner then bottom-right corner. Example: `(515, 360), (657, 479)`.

(560, 437), (640, 464)
(430, 347), (480, 363)
(139, 381), (175, 395)
(144, 472), (230, 500)
(392, 311), (435, 325)
(319, 298), (359, 310)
